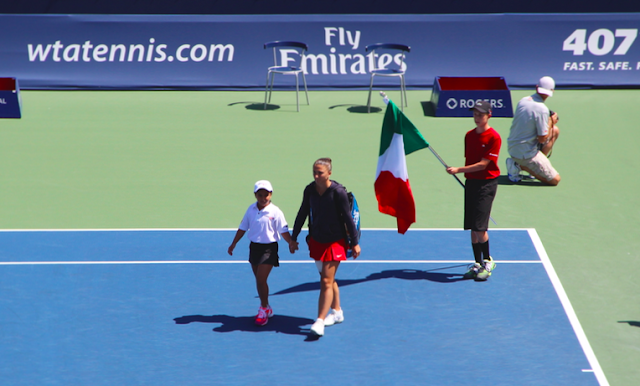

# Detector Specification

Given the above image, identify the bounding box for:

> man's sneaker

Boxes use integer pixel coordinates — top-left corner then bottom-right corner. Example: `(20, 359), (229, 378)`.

(254, 306), (272, 326)
(310, 318), (325, 336)
(324, 309), (344, 326)
(484, 256), (496, 272)
(475, 257), (496, 281)
(463, 263), (481, 279)
(475, 267), (490, 281)
(506, 158), (522, 182)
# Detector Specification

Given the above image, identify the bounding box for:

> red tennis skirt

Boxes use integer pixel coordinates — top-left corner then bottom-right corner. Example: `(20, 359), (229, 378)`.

(307, 236), (348, 262)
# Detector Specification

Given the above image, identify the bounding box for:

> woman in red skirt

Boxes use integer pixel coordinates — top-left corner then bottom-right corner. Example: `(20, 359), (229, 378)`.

(291, 158), (361, 337)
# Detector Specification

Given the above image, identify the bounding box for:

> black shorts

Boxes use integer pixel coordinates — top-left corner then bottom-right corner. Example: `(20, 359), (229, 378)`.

(249, 242), (280, 267)
(464, 178), (498, 232)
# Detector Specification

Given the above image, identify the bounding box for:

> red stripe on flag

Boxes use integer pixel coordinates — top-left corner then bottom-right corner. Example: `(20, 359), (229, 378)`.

(374, 170), (416, 234)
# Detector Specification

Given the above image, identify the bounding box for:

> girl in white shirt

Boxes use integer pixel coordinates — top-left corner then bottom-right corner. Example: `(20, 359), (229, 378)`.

(228, 180), (295, 326)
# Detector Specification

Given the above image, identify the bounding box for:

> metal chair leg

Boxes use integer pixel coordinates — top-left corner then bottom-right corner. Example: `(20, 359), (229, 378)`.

(367, 74), (375, 113)
(295, 73), (300, 112)
(402, 75), (408, 108)
(400, 76), (404, 112)
(302, 72), (309, 105)
(264, 71), (271, 109)
(268, 73), (275, 103)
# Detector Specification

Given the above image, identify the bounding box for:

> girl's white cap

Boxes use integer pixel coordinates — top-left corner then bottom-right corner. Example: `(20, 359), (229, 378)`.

(254, 180), (273, 192)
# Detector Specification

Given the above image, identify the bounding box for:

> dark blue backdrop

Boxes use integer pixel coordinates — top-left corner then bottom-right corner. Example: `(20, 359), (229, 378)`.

(1, 0), (637, 14)
(1, 14), (639, 90)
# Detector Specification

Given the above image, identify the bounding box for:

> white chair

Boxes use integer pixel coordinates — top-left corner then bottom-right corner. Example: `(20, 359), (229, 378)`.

(365, 43), (410, 113)
(264, 41), (309, 112)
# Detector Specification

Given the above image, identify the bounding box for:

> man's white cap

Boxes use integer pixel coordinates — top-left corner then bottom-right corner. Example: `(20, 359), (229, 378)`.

(537, 76), (555, 97)
(254, 180), (273, 193)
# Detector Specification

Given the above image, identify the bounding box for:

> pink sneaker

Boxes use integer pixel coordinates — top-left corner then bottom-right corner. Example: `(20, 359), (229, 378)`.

(256, 307), (269, 326)
(255, 306), (272, 326)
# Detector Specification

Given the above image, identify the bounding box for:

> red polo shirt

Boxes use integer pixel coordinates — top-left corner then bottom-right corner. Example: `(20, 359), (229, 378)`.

(464, 127), (501, 180)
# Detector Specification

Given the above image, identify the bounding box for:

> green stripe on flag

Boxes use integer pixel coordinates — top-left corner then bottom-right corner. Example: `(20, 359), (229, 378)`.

(379, 100), (429, 156)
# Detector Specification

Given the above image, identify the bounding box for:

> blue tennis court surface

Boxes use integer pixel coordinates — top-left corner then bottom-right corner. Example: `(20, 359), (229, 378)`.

(0, 229), (605, 385)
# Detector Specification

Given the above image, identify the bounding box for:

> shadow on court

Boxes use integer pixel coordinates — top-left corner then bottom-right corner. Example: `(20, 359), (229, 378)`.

(328, 104), (383, 113)
(246, 103), (280, 111)
(272, 268), (467, 296)
(496, 175), (549, 186)
(618, 320), (640, 328)
(173, 314), (314, 336)
(226, 101), (281, 110)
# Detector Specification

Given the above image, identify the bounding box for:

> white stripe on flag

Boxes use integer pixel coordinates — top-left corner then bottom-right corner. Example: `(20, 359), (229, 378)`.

(376, 133), (408, 180)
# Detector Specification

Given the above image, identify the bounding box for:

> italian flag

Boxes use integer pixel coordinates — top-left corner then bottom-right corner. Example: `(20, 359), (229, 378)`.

(375, 100), (429, 234)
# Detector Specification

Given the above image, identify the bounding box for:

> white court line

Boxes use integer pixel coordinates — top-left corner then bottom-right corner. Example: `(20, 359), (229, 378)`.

(528, 229), (609, 386)
(0, 227), (533, 232)
(341, 260), (541, 264)
(0, 228), (235, 232)
(0, 260), (542, 266)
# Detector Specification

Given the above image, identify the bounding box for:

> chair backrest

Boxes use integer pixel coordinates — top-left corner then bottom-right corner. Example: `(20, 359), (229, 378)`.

(365, 43), (410, 71)
(264, 41), (308, 67)
(365, 43), (410, 53)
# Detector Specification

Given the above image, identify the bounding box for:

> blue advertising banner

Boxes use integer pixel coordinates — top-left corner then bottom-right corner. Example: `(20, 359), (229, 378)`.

(0, 14), (639, 90)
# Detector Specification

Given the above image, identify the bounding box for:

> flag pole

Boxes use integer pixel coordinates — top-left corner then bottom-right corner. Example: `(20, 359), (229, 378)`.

(379, 92), (497, 225)
(427, 146), (466, 189)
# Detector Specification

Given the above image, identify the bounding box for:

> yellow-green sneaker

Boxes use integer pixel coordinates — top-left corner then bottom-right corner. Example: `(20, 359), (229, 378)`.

(463, 263), (481, 279)
(475, 257), (496, 281)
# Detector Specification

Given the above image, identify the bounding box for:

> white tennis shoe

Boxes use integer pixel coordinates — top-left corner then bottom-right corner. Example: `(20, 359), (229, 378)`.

(310, 318), (325, 336)
(324, 309), (344, 326)
(506, 158), (522, 182)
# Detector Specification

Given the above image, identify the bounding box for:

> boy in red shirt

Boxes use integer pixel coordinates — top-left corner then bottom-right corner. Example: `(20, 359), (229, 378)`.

(446, 101), (501, 281)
